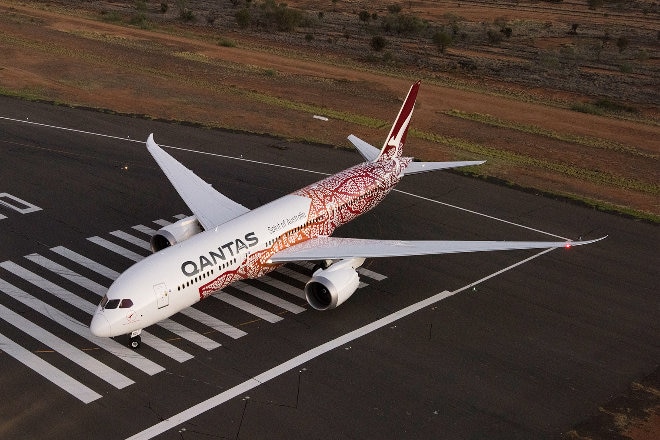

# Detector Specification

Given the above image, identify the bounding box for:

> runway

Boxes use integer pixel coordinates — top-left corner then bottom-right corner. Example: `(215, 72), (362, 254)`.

(0, 96), (657, 439)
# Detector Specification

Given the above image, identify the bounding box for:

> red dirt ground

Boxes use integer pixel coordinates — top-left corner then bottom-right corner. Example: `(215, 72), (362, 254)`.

(0, 1), (657, 220)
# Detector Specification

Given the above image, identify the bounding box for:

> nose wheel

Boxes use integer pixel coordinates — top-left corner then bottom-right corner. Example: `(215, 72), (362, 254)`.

(129, 329), (142, 349)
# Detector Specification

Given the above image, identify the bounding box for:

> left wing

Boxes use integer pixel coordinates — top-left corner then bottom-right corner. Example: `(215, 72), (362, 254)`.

(146, 134), (249, 230)
(269, 235), (606, 263)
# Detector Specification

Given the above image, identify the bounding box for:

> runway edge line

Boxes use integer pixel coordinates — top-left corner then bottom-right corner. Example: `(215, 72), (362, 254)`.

(125, 247), (556, 440)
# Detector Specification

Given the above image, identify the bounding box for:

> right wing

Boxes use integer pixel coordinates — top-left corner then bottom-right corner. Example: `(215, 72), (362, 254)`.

(269, 235), (606, 263)
(403, 160), (485, 175)
(146, 134), (250, 230)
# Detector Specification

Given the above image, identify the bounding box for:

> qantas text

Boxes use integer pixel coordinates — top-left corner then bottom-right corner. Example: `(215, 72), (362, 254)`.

(181, 232), (258, 277)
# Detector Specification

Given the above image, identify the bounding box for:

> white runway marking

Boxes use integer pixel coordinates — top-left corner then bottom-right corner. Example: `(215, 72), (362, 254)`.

(0, 332), (102, 404)
(275, 266), (309, 283)
(158, 319), (221, 351)
(132, 224), (158, 236)
(179, 307), (247, 340)
(0, 303), (134, 389)
(87, 236), (145, 262)
(357, 267), (388, 281)
(126, 248), (557, 439)
(51, 246), (121, 280)
(153, 219), (172, 227)
(139, 333), (193, 363)
(0, 261), (96, 314)
(110, 230), (152, 251)
(232, 281), (305, 313)
(213, 293), (283, 323)
(0, 278), (165, 375)
(25, 255), (220, 353)
(248, 275), (305, 300)
(0, 261), (193, 362)
(25, 253), (107, 295)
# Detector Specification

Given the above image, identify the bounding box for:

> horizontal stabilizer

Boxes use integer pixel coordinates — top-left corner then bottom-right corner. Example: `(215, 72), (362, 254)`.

(348, 135), (380, 163)
(269, 235), (606, 263)
(403, 160), (486, 175)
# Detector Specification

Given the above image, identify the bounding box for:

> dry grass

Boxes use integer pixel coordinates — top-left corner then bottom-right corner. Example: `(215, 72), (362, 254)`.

(0, 0), (657, 222)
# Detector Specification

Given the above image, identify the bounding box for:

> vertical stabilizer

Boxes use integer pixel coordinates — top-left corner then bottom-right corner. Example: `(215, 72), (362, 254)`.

(377, 80), (420, 161)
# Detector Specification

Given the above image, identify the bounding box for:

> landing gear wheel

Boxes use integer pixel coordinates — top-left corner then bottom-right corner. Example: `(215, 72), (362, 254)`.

(129, 335), (141, 349)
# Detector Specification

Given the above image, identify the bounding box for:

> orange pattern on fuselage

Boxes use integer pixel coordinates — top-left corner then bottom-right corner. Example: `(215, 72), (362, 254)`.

(198, 157), (411, 299)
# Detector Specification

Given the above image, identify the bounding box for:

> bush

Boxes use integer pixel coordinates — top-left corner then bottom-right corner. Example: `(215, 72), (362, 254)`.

(432, 30), (452, 53)
(176, 0), (195, 22)
(387, 4), (402, 14)
(381, 13), (426, 35)
(487, 29), (503, 44)
(218, 37), (237, 47)
(235, 8), (251, 28)
(616, 36), (629, 53)
(206, 10), (217, 25)
(258, 0), (303, 32)
(371, 35), (388, 51)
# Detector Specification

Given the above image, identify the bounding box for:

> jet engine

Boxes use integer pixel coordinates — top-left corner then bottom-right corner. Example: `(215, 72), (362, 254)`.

(150, 215), (203, 252)
(304, 258), (364, 310)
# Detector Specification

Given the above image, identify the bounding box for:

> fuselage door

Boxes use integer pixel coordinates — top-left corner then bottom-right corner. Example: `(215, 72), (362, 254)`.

(153, 282), (169, 309)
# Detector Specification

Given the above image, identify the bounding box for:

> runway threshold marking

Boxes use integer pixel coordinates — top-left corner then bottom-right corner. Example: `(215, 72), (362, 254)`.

(0, 332), (102, 404)
(126, 247), (556, 440)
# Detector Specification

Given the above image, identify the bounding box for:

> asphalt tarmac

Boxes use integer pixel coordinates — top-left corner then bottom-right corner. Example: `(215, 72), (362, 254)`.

(0, 96), (657, 440)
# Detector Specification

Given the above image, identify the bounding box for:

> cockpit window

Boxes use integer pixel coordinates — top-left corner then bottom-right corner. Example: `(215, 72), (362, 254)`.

(119, 299), (134, 308)
(105, 299), (120, 309)
(99, 295), (108, 308)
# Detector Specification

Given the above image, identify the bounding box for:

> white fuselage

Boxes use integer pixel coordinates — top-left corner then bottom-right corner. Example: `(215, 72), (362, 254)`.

(90, 158), (407, 338)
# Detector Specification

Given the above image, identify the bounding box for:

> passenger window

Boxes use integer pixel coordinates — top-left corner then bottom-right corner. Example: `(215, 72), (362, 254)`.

(105, 299), (120, 309)
(119, 299), (134, 308)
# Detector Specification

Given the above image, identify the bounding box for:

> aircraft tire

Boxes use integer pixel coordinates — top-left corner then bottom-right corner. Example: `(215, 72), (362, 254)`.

(129, 335), (141, 349)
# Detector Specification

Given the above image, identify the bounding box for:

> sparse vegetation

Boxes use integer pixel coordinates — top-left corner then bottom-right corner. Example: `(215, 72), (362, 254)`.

(1, 0), (657, 221)
(175, 0), (194, 22)
(217, 37), (237, 47)
(235, 8), (250, 28)
(616, 36), (629, 53)
(381, 10), (426, 35)
(432, 30), (452, 53)
(233, 0), (304, 32)
(370, 35), (387, 51)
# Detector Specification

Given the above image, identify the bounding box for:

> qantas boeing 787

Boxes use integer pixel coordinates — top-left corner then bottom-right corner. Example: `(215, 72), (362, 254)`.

(90, 81), (603, 348)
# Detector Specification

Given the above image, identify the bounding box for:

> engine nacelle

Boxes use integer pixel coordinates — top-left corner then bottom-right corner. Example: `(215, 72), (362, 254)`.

(150, 215), (203, 252)
(304, 258), (364, 310)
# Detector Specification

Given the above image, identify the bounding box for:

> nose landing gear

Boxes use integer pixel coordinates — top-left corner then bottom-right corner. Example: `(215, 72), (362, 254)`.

(129, 329), (142, 349)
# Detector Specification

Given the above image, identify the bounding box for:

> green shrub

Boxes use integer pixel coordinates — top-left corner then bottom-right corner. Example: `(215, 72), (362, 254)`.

(381, 13), (426, 35)
(432, 30), (452, 53)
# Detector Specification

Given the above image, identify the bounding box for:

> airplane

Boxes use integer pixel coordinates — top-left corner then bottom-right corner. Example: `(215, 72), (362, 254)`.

(90, 81), (604, 348)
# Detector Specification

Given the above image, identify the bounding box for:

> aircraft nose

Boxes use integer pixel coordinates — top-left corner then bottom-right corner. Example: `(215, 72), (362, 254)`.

(90, 314), (111, 337)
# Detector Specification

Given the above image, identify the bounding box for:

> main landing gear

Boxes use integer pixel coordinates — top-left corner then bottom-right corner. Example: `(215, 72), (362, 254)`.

(129, 329), (142, 349)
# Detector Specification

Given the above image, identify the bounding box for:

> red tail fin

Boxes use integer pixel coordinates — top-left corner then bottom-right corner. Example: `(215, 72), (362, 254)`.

(377, 81), (420, 161)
